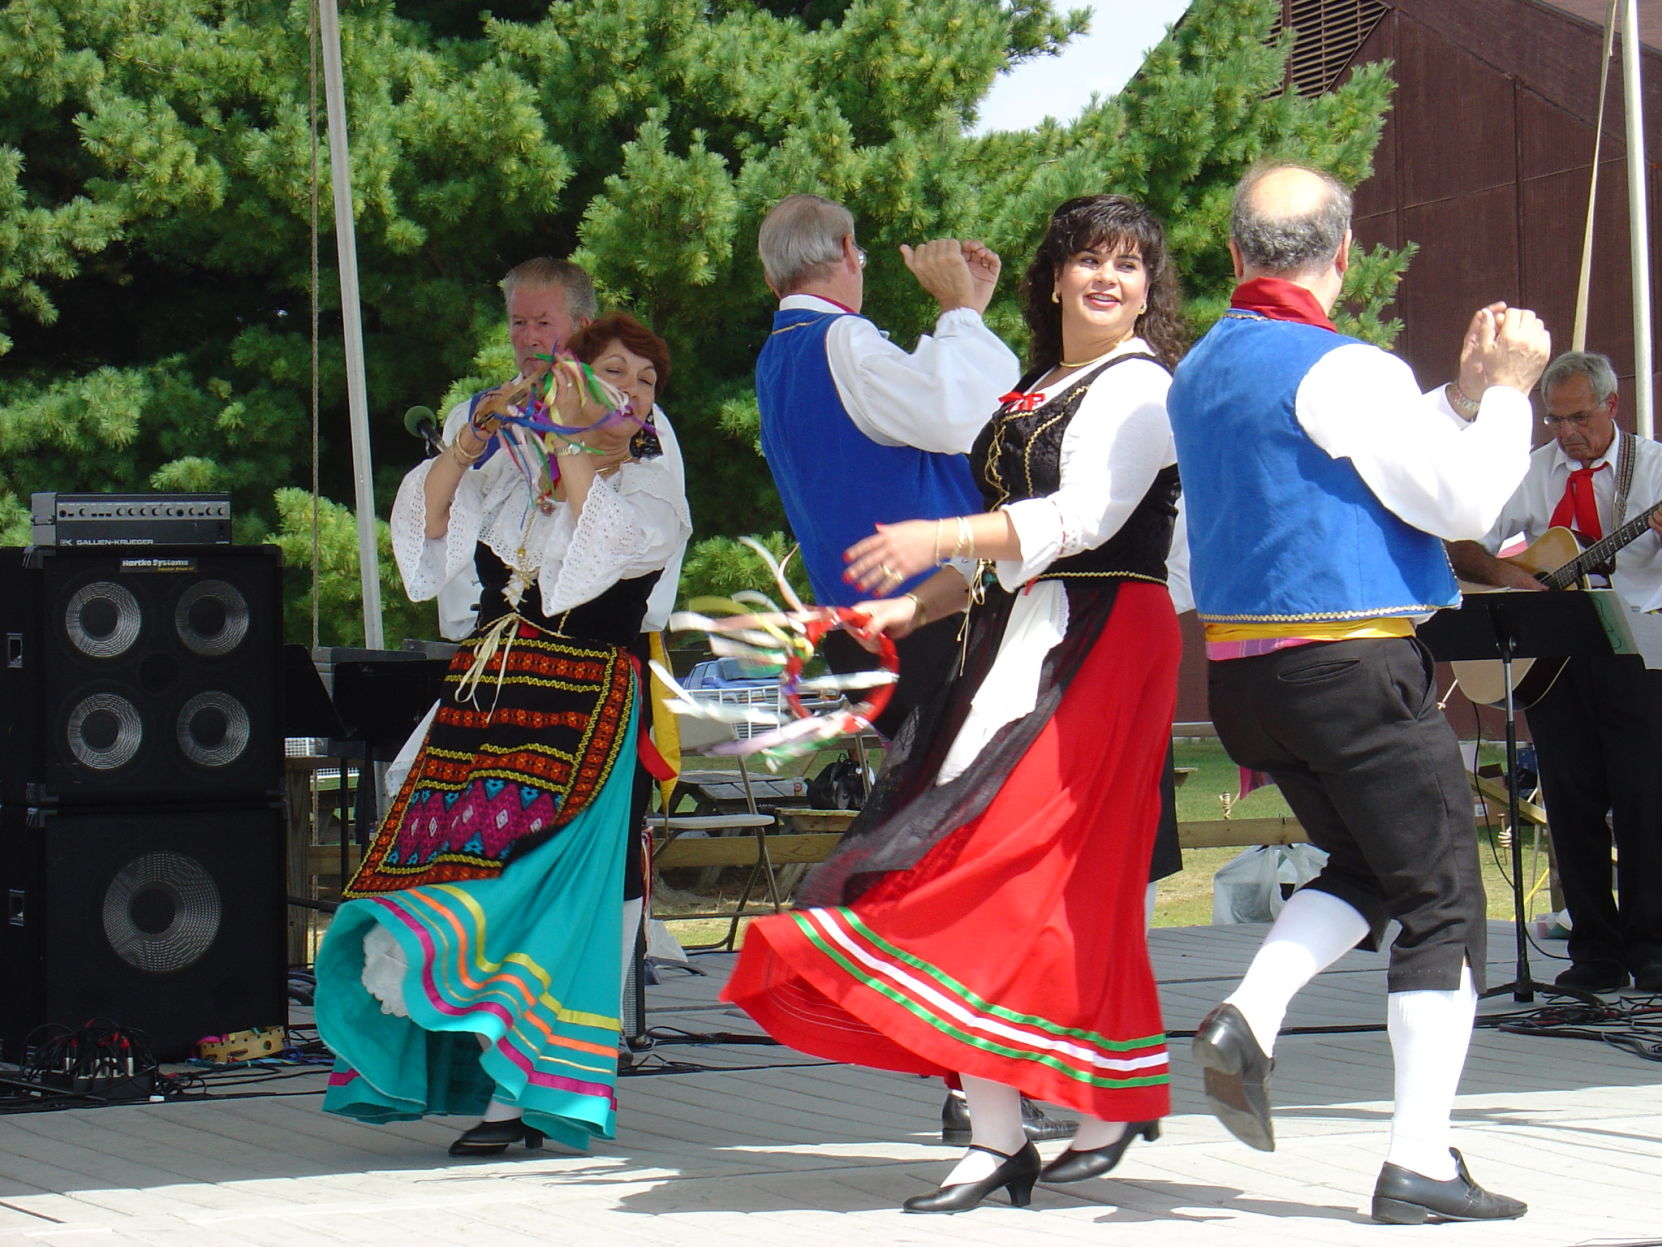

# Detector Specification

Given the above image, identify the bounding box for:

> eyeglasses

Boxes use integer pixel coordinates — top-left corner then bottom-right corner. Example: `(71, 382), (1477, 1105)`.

(856, 247), (867, 270)
(1542, 409), (1602, 428)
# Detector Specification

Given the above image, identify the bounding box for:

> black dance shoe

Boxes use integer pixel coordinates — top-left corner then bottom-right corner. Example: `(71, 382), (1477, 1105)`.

(1192, 1003), (1275, 1152)
(447, 1118), (546, 1157)
(1555, 960), (1628, 993)
(1039, 1120), (1161, 1183)
(901, 1142), (1041, 1214)
(1371, 1149), (1527, 1224)
(1630, 959), (1662, 994)
(940, 1092), (1075, 1145)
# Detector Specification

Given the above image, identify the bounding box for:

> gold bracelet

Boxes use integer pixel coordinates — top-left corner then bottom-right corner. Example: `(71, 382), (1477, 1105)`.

(933, 519), (946, 566)
(955, 515), (974, 559)
(449, 437), (485, 464)
(904, 591), (928, 628)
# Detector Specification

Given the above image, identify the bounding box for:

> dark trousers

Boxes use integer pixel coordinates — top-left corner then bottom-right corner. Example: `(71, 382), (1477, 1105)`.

(1525, 654), (1662, 970)
(1208, 638), (1486, 993)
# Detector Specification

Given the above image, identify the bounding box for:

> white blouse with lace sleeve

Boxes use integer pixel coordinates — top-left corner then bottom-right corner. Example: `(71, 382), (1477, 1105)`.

(390, 400), (691, 618)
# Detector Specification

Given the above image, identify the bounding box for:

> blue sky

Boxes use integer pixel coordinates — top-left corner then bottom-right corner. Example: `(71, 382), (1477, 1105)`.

(974, 1), (1195, 134)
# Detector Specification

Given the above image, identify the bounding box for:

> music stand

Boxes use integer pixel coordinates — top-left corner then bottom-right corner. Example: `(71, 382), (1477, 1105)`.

(1419, 591), (1624, 1003)
(330, 656), (450, 833)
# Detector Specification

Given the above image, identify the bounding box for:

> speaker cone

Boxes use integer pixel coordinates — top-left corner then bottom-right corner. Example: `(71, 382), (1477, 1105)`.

(177, 691), (251, 768)
(66, 692), (144, 770)
(175, 580), (249, 657)
(64, 582), (143, 659)
(102, 850), (222, 974)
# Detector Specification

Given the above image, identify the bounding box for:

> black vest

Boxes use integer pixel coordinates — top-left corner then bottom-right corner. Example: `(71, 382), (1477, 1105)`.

(970, 353), (1179, 584)
(474, 544), (659, 646)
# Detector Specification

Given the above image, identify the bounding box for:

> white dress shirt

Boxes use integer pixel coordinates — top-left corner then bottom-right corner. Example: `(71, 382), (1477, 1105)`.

(393, 398), (689, 624)
(779, 293), (1020, 455)
(1480, 433), (1662, 608)
(1296, 343), (1534, 541)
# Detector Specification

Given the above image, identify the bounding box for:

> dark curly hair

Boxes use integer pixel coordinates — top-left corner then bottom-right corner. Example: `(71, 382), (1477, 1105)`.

(1019, 195), (1185, 371)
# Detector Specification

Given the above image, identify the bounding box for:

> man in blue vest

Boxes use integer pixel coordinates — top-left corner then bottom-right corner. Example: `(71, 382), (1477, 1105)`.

(755, 194), (1018, 738)
(1168, 163), (1550, 1224)
(757, 194), (1073, 1145)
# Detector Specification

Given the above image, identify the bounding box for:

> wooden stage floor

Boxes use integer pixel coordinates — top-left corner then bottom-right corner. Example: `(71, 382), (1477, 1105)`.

(3, 921), (1660, 1246)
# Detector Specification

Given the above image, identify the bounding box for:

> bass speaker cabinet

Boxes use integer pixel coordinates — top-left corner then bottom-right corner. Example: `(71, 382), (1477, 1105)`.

(0, 803), (286, 1064)
(0, 545), (283, 807)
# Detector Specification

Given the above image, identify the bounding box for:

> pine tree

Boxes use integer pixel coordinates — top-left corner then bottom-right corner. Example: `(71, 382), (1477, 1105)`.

(0, 0), (1404, 640)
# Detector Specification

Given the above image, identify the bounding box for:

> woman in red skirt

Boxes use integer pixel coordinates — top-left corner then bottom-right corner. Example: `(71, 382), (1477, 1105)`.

(723, 196), (1186, 1212)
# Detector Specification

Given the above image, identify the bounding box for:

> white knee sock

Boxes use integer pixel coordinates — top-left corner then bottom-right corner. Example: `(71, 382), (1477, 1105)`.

(1224, 888), (1369, 1055)
(944, 1075), (1025, 1184)
(1385, 963), (1475, 1180)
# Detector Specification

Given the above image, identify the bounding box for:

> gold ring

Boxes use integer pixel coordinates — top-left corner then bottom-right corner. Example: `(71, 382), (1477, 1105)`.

(879, 563), (898, 580)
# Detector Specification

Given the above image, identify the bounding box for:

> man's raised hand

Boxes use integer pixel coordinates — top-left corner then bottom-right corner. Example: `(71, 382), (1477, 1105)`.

(900, 239), (994, 316)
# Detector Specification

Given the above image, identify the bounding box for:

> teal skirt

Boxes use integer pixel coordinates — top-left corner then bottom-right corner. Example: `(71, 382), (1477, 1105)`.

(314, 712), (634, 1151)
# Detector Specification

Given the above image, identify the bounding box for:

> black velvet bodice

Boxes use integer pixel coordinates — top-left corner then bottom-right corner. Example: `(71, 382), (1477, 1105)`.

(970, 352), (1179, 584)
(474, 544), (660, 646)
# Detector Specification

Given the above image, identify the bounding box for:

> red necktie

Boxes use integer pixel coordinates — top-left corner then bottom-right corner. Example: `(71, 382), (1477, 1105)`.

(1549, 463), (1606, 539)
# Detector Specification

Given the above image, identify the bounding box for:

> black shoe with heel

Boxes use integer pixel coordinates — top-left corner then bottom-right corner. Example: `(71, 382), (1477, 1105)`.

(902, 1142), (1040, 1214)
(1192, 1002), (1275, 1151)
(447, 1118), (546, 1157)
(1040, 1120), (1161, 1183)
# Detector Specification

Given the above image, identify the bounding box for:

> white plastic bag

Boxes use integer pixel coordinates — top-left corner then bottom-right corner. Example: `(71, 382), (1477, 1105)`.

(1211, 843), (1329, 924)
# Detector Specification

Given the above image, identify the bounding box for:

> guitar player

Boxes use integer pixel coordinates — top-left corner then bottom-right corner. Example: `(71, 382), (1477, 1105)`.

(1446, 351), (1662, 995)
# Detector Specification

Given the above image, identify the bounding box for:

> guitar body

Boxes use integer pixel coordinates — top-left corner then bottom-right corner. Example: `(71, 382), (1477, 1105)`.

(1449, 527), (1584, 710)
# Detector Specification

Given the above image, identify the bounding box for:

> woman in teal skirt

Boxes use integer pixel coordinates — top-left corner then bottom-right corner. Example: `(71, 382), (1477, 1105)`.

(315, 311), (689, 1155)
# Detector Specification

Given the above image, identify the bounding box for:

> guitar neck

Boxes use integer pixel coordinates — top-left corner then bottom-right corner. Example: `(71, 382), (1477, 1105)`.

(1540, 499), (1662, 589)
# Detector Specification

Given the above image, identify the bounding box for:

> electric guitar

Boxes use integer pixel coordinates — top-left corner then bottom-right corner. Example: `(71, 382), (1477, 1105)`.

(1451, 500), (1662, 708)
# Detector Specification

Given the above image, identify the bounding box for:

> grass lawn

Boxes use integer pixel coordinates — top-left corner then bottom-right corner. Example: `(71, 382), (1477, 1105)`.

(658, 739), (1551, 946)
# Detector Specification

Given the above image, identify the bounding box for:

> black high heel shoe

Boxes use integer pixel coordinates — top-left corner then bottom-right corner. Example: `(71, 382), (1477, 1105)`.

(447, 1117), (546, 1157)
(1040, 1120), (1161, 1183)
(901, 1142), (1040, 1214)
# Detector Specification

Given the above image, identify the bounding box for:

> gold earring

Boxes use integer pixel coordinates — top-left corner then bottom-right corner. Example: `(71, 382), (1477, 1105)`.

(1050, 289), (1060, 304)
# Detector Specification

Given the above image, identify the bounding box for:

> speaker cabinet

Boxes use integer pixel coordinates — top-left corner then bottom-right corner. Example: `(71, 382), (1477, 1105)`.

(0, 545), (283, 806)
(0, 804), (286, 1063)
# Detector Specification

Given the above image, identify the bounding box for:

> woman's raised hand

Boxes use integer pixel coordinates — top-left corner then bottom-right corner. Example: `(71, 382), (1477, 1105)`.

(550, 361), (633, 457)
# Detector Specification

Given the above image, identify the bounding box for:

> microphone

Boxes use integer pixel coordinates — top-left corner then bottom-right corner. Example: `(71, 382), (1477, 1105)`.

(404, 405), (444, 456)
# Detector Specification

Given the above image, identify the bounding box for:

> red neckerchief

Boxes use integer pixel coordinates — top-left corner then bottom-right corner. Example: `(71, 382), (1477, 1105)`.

(1230, 277), (1336, 331)
(808, 295), (857, 314)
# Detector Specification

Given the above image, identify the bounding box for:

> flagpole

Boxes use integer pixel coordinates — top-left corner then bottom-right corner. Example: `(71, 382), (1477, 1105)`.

(1622, 0), (1654, 438)
(318, 0), (386, 648)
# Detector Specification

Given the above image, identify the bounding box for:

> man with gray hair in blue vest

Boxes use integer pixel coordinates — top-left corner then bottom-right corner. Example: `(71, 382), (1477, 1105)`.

(755, 193), (1018, 735)
(1168, 162), (1550, 1224)
(756, 193), (1076, 1146)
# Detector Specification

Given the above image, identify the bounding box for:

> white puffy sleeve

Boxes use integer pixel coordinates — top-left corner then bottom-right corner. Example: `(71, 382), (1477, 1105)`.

(995, 353), (1174, 588)
(532, 450), (691, 616)
(389, 398), (493, 602)
(389, 396), (691, 614)
(1296, 343), (1533, 541)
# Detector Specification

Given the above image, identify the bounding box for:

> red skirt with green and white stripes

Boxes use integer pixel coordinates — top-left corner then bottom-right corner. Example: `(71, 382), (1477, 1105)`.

(723, 583), (1177, 1121)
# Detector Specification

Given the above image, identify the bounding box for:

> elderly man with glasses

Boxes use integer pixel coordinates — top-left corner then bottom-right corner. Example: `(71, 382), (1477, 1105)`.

(1448, 350), (1662, 996)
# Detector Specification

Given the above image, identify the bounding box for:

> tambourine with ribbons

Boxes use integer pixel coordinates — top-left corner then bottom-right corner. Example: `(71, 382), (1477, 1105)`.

(649, 539), (898, 768)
